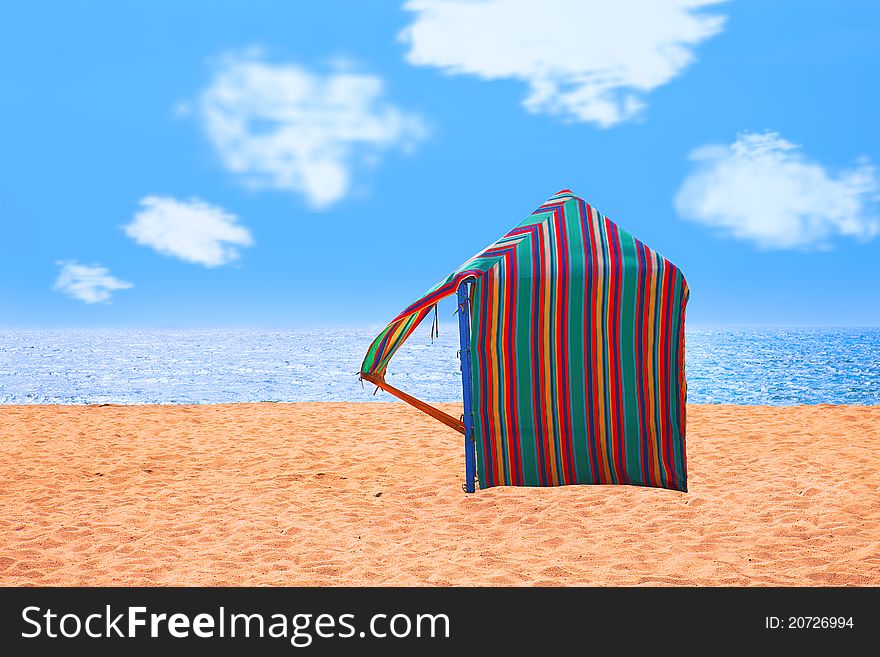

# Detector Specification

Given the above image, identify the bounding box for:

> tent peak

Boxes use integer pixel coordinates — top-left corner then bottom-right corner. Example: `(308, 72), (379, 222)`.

(541, 188), (578, 206)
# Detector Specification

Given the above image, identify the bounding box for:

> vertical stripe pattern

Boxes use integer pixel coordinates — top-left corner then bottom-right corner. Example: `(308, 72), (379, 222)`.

(361, 190), (689, 492)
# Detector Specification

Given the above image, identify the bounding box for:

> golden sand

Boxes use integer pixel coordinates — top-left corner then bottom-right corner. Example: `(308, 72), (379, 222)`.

(1, 403), (878, 586)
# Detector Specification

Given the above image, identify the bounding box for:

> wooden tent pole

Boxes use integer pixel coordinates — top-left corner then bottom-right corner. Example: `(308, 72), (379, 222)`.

(457, 281), (477, 493)
(360, 373), (464, 434)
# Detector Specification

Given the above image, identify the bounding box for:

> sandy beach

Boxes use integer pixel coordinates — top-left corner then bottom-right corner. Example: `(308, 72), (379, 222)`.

(1, 402), (877, 586)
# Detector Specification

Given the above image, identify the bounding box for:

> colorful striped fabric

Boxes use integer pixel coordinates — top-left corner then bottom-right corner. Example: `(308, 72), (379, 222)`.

(361, 190), (689, 492)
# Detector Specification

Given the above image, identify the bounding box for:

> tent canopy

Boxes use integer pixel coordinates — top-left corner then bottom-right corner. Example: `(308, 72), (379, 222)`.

(361, 189), (689, 492)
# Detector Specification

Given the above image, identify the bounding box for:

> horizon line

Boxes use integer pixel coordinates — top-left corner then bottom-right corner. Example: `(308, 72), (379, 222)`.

(1, 323), (880, 331)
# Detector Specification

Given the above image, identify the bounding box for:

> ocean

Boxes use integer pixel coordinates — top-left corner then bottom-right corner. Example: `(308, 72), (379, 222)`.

(1, 328), (878, 405)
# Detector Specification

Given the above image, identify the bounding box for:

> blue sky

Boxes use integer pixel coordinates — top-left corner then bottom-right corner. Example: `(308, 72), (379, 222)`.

(2, 0), (879, 328)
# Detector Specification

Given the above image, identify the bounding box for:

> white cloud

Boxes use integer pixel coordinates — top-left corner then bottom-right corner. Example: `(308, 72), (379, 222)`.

(675, 131), (880, 249)
(197, 50), (427, 208)
(124, 196), (254, 267)
(399, 0), (727, 127)
(53, 261), (132, 304)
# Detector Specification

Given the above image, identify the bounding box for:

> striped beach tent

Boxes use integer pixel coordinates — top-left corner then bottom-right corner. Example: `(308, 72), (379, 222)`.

(361, 190), (689, 493)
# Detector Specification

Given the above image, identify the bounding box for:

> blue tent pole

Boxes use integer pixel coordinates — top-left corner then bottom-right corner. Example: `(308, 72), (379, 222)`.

(457, 280), (476, 493)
